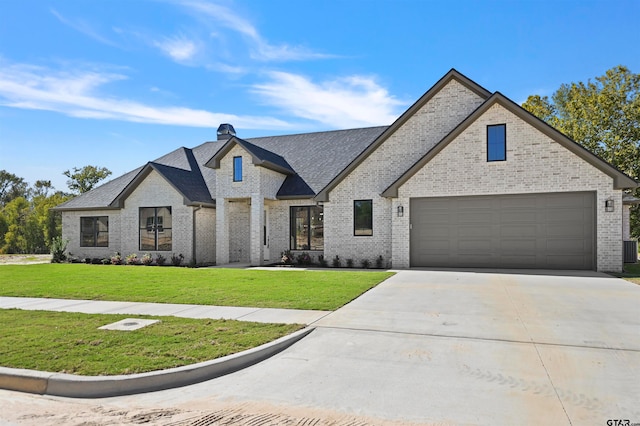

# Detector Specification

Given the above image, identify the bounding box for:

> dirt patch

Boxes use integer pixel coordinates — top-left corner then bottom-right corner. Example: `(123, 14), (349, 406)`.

(0, 254), (52, 265)
(10, 400), (427, 426)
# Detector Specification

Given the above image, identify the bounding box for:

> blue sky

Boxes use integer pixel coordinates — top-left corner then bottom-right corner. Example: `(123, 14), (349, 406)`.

(1, 0), (639, 191)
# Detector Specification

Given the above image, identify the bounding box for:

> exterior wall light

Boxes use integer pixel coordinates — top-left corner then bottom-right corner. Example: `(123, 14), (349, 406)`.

(605, 199), (614, 212)
(397, 205), (404, 217)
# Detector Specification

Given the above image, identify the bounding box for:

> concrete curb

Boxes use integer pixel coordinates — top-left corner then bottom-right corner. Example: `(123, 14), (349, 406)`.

(0, 327), (314, 398)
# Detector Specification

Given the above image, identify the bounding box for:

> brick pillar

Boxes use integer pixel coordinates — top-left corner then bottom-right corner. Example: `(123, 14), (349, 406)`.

(216, 197), (230, 265)
(250, 194), (264, 266)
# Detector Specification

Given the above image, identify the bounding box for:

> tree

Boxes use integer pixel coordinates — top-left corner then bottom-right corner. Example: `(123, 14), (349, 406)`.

(522, 65), (640, 238)
(64, 165), (112, 194)
(0, 170), (28, 207)
(2, 197), (30, 253)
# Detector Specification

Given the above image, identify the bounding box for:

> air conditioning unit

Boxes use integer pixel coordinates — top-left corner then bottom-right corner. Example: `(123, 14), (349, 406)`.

(623, 240), (638, 264)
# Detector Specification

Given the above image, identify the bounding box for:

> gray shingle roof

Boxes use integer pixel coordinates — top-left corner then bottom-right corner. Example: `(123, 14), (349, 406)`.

(55, 126), (388, 210)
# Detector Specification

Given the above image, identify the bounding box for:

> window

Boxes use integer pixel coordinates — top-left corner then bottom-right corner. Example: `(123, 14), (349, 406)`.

(354, 200), (373, 236)
(139, 207), (172, 251)
(487, 124), (506, 161)
(290, 206), (324, 250)
(233, 156), (243, 182)
(80, 216), (108, 247)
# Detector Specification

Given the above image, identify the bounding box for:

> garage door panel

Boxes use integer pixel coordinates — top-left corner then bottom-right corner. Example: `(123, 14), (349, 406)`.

(458, 226), (492, 238)
(499, 225), (537, 238)
(500, 239), (537, 251)
(458, 211), (493, 222)
(501, 255), (538, 267)
(546, 238), (590, 252)
(547, 224), (591, 237)
(500, 211), (538, 222)
(410, 192), (594, 270)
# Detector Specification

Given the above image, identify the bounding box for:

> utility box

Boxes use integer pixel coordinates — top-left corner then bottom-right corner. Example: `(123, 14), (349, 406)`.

(623, 240), (638, 263)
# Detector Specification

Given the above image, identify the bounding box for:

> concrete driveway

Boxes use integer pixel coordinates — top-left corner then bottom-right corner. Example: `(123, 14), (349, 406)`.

(1, 269), (639, 425)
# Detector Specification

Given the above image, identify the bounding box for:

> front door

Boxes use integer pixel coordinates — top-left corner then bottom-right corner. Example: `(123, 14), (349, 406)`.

(263, 209), (270, 261)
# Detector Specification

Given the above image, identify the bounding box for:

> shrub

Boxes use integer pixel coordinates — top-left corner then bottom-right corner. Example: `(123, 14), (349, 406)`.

(101, 258), (110, 265)
(155, 254), (166, 266)
(110, 252), (122, 265)
(125, 253), (139, 265)
(332, 255), (341, 268)
(296, 252), (312, 265)
(375, 255), (384, 269)
(281, 250), (293, 264)
(50, 236), (69, 263)
(346, 258), (354, 268)
(141, 253), (153, 266)
(360, 259), (371, 269)
(318, 254), (328, 267)
(171, 253), (184, 266)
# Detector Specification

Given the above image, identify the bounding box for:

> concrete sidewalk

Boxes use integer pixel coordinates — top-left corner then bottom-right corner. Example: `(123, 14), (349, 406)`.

(0, 296), (330, 325)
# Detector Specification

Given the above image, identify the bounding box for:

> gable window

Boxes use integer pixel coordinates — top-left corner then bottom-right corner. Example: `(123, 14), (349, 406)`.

(487, 124), (506, 162)
(354, 200), (373, 236)
(290, 206), (324, 250)
(233, 156), (243, 182)
(80, 216), (108, 247)
(140, 207), (172, 251)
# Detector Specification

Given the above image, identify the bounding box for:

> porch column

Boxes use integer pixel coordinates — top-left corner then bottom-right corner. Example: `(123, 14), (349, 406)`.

(250, 194), (264, 266)
(216, 197), (230, 265)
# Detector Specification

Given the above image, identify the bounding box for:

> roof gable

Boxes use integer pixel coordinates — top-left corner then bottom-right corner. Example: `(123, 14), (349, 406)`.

(314, 68), (492, 202)
(382, 92), (639, 197)
(110, 148), (214, 207)
(205, 136), (295, 175)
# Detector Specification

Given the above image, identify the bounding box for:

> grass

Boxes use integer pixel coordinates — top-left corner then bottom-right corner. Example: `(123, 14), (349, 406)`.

(616, 262), (640, 285)
(0, 264), (393, 311)
(0, 309), (302, 375)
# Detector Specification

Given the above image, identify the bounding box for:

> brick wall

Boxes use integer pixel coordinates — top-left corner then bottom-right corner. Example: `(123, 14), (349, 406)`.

(62, 210), (120, 261)
(120, 170), (195, 263)
(394, 103), (623, 272)
(325, 79), (486, 266)
(214, 144), (288, 264)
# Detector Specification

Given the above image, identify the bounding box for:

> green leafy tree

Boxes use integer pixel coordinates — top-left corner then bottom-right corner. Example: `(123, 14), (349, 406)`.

(522, 65), (640, 238)
(2, 197), (30, 253)
(64, 165), (112, 194)
(0, 170), (28, 207)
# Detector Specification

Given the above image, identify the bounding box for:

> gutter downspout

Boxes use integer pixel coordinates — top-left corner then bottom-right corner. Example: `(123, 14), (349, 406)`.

(192, 205), (202, 265)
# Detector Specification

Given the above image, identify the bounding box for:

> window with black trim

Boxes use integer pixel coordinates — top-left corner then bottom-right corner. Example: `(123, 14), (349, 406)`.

(487, 124), (506, 162)
(139, 207), (172, 251)
(290, 206), (323, 250)
(354, 200), (373, 236)
(233, 156), (243, 181)
(80, 216), (108, 247)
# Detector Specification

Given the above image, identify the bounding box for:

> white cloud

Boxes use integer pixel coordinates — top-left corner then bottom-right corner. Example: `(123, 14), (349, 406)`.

(154, 34), (199, 62)
(50, 8), (119, 47)
(174, 0), (335, 62)
(0, 61), (291, 130)
(252, 72), (406, 128)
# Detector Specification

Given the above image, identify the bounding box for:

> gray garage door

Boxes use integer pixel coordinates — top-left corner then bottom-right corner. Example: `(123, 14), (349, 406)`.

(410, 192), (595, 270)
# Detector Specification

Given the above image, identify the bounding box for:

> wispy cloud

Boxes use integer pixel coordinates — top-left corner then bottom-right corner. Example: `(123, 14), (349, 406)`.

(0, 61), (291, 130)
(154, 34), (199, 63)
(50, 8), (119, 47)
(252, 72), (406, 128)
(174, 0), (336, 62)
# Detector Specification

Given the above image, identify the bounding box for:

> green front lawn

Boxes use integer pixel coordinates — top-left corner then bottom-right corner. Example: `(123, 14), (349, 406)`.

(0, 309), (302, 375)
(0, 264), (394, 310)
(617, 263), (640, 285)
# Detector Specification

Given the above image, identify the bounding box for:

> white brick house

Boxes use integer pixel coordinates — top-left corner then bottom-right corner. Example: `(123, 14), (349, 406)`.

(55, 69), (638, 272)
